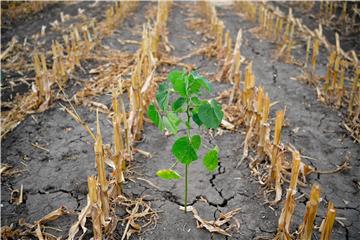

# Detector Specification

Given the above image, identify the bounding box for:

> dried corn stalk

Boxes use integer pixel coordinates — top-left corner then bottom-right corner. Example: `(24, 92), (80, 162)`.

(88, 176), (103, 239)
(319, 202), (336, 240)
(267, 110), (285, 205)
(1, 2), (138, 139)
(275, 151), (300, 239)
(112, 90), (125, 195)
(95, 110), (110, 223)
(298, 184), (321, 240)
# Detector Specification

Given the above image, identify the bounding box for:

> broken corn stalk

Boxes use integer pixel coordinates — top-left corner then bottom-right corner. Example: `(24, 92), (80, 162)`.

(274, 110), (285, 146)
(95, 110), (110, 222)
(275, 151), (300, 239)
(311, 38), (319, 80)
(267, 110), (285, 204)
(88, 176), (102, 239)
(299, 184), (321, 240)
(112, 91), (125, 194)
(335, 60), (347, 107)
(319, 202), (336, 240)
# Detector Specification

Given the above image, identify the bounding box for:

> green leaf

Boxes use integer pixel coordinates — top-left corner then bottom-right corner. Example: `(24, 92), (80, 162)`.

(163, 112), (180, 134)
(203, 146), (219, 172)
(192, 113), (202, 126)
(172, 136), (198, 164)
(191, 96), (202, 106)
(198, 100), (224, 129)
(188, 74), (202, 94)
(211, 99), (224, 122)
(156, 83), (169, 111)
(156, 169), (181, 180)
(172, 97), (186, 112)
(191, 135), (201, 151)
(168, 70), (187, 97)
(147, 103), (163, 130)
(190, 72), (212, 92)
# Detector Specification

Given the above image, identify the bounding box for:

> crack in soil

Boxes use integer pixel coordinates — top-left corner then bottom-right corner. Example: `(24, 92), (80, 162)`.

(38, 188), (82, 210)
(209, 161), (235, 208)
(317, 113), (327, 128)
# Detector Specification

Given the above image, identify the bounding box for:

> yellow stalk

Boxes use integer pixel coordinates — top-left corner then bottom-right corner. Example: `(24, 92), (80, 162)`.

(73, 27), (81, 42)
(225, 31), (232, 59)
(95, 110), (108, 193)
(274, 110), (285, 145)
(242, 62), (252, 105)
(257, 123), (268, 159)
(63, 34), (70, 54)
(299, 184), (320, 240)
(331, 55), (341, 92)
(33, 51), (44, 97)
(88, 176), (98, 205)
(112, 89), (119, 116)
(277, 18), (284, 42)
(87, 176), (102, 240)
(112, 90), (125, 189)
(283, 9), (292, 43)
(311, 38), (319, 75)
(289, 150), (300, 192)
(257, 86), (264, 114)
(336, 60), (347, 107)
(320, 202), (336, 240)
(277, 188), (296, 239)
(262, 94), (270, 123)
(267, 12), (274, 37)
(119, 94), (131, 163)
(324, 51), (336, 92)
(113, 117), (125, 184)
(262, 9), (267, 30)
(276, 150), (300, 238)
(348, 67), (360, 114)
(273, 15), (280, 40)
(286, 22), (295, 60)
(40, 52), (47, 70)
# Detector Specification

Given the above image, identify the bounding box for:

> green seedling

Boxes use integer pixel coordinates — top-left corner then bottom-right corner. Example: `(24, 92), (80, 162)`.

(147, 70), (224, 212)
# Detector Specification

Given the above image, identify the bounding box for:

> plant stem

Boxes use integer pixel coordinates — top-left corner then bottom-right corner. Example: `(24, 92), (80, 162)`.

(184, 97), (191, 213)
(185, 163), (188, 212)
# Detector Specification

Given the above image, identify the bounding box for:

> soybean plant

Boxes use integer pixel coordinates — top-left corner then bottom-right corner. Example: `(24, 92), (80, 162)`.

(147, 70), (224, 212)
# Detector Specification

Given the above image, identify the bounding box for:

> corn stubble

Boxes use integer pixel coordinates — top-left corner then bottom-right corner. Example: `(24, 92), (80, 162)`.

(2, 1), (346, 239)
(68, 2), (173, 239)
(235, 1), (360, 142)
(214, 14), (339, 238)
(1, 1), (138, 139)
